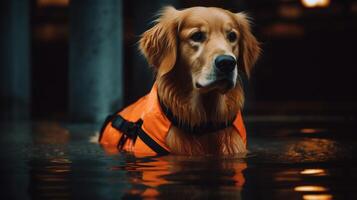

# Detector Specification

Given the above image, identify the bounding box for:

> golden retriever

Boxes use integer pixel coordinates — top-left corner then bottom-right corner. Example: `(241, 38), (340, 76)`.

(100, 6), (260, 156)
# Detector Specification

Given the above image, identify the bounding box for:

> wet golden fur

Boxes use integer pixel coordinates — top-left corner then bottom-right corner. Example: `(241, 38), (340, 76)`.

(139, 6), (260, 155)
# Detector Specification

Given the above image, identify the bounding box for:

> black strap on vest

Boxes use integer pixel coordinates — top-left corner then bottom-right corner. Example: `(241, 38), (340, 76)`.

(109, 115), (169, 155)
(159, 100), (236, 135)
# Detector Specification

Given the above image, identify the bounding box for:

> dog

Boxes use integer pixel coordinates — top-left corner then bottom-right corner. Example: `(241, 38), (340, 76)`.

(99, 6), (260, 156)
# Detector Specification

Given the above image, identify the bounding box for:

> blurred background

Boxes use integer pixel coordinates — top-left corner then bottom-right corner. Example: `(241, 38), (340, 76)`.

(1, 0), (357, 124)
(1, 2), (357, 199)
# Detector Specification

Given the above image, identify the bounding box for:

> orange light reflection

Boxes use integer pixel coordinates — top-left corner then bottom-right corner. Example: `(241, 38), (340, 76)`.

(303, 194), (333, 200)
(301, 0), (330, 8)
(294, 185), (328, 192)
(301, 128), (324, 134)
(300, 169), (327, 176)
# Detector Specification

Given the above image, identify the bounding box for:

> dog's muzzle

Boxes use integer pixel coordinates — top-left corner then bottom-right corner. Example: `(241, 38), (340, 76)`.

(213, 55), (237, 91)
(214, 55), (237, 73)
(195, 55), (238, 92)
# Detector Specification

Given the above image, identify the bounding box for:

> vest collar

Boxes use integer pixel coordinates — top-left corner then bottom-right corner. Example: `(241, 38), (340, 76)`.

(158, 96), (236, 135)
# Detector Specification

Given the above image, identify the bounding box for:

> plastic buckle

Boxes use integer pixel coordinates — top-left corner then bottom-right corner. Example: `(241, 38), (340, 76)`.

(124, 122), (139, 138)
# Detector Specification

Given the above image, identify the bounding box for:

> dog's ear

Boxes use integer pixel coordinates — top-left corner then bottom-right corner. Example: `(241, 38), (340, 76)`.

(235, 13), (261, 77)
(139, 6), (179, 76)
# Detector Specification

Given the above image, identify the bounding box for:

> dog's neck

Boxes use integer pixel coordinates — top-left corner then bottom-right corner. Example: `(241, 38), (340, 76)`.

(157, 70), (243, 129)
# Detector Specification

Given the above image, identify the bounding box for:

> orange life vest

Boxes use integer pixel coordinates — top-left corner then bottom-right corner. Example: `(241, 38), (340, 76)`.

(99, 83), (247, 156)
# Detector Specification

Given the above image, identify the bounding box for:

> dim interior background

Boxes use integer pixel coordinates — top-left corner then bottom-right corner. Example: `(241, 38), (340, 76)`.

(1, 0), (357, 124)
(2, 1), (357, 199)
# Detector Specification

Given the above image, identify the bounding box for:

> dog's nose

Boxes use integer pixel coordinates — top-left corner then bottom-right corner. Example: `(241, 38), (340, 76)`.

(214, 55), (237, 73)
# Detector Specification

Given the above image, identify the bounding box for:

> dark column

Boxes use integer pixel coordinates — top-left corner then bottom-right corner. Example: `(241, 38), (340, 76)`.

(69, 0), (123, 122)
(0, 0), (30, 120)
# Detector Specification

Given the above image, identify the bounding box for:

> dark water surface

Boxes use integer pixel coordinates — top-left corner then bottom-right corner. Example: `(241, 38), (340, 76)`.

(1, 121), (357, 200)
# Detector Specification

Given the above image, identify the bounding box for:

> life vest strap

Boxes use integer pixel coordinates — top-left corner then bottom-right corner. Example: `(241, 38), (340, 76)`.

(112, 116), (141, 139)
(110, 115), (170, 156)
(159, 100), (236, 135)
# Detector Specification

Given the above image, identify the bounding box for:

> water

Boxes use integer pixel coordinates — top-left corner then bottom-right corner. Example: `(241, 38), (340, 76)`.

(1, 121), (357, 199)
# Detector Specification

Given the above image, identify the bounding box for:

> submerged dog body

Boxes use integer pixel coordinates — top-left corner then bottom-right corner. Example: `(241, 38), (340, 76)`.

(100, 6), (260, 156)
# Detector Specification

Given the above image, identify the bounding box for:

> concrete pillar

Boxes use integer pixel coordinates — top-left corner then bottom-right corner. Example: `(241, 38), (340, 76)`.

(69, 0), (123, 122)
(0, 0), (30, 120)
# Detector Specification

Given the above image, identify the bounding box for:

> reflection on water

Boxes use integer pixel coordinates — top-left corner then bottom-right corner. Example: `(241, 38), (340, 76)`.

(303, 194), (333, 200)
(29, 158), (71, 199)
(294, 185), (328, 192)
(0, 122), (357, 199)
(300, 128), (326, 134)
(300, 169), (327, 176)
(111, 155), (247, 199)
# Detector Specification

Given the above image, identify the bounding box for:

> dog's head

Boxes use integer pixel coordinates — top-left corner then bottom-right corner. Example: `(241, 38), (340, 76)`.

(140, 6), (260, 94)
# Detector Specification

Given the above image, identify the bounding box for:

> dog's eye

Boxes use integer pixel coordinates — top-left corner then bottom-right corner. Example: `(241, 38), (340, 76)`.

(190, 31), (205, 42)
(227, 31), (237, 42)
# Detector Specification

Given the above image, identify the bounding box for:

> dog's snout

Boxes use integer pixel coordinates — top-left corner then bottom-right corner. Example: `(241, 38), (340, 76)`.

(214, 55), (237, 73)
